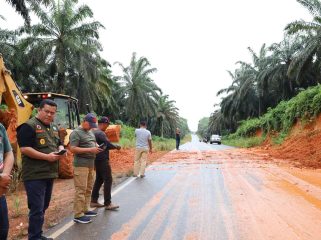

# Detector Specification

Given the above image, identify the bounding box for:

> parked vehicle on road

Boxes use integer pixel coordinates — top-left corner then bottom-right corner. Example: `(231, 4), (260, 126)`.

(210, 134), (221, 144)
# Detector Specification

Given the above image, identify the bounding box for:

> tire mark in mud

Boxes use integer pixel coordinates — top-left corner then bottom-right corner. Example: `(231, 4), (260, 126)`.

(221, 158), (284, 240)
(182, 150), (237, 240)
(264, 167), (321, 201)
(223, 158), (321, 240)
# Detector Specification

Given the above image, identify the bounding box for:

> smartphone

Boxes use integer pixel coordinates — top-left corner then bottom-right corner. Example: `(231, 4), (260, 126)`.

(55, 149), (67, 155)
(98, 143), (105, 149)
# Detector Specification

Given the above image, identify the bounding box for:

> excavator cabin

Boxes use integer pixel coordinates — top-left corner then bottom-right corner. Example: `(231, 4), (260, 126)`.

(23, 92), (80, 130)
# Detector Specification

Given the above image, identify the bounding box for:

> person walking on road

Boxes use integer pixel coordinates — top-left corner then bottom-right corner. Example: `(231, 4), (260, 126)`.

(175, 128), (181, 150)
(0, 123), (14, 240)
(17, 99), (65, 240)
(133, 120), (152, 178)
(90, 117), (121, 210)
(69, 113), (103, 224)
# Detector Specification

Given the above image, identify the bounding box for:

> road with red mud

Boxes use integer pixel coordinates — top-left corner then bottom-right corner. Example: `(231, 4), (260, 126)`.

(48, 135), (321, 240)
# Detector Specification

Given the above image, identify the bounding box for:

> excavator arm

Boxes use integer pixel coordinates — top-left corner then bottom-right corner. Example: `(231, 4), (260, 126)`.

(0, 55), (33, 126)
(0, 55), (34, 167)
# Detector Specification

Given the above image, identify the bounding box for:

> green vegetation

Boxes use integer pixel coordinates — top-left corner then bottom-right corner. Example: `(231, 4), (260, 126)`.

(119, 124), (191, 151)
(222, 136), (264, 148)
(224, 84), (321, 146)
(196, 117), (210, 139)
(197, 0), (321, 140)
(1, 0), (190, 139)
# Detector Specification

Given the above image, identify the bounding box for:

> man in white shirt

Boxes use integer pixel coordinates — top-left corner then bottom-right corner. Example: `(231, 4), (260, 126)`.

(133, 120), (152, 178)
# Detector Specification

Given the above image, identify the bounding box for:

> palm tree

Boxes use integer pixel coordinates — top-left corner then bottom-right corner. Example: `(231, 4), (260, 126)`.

(153, 94), (179, 138)
(0, 15), (17, 63)
(116, 52), (162, 126)
(22, 0), (104, 93)
(5, 0), (52, 26)
(264, 36), (303, 103)
(208, 110), (225, 135)
(285, 0), (321, 85)
(217, 67), (259, 131)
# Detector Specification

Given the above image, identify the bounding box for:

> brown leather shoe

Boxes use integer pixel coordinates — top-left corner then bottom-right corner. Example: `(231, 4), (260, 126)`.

(105, 203), (119, 210)
(90, 202), (104, 208)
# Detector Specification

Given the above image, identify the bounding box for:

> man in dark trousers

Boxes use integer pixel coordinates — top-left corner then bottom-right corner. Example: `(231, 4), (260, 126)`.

(17, 99), (65, 240)
(0, 123), (14, 240)
(90, 117), (121, 210)
(175, 128), (181, 150)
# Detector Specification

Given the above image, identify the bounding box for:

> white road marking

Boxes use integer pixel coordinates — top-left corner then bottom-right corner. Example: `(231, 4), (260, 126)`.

(48, 177), (136, 239)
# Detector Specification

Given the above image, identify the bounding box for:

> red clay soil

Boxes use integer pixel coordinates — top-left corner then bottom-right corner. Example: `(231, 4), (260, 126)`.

(6, 149), (167, 240)
(254, 115), (321, 168)
(6, 115), (321, 239)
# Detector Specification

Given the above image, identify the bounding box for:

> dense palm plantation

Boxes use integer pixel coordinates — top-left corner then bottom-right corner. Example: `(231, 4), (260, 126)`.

(1, 0), (187, 138)
(203, 0), (321, 137)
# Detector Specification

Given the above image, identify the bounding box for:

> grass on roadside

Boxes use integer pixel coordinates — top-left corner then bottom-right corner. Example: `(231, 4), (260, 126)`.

(118, 134), (192, 151)
(222, 136), (265, 148)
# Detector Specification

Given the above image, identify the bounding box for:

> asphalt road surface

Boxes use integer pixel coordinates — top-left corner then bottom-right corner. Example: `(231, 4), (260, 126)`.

(47, 135), (321, 240)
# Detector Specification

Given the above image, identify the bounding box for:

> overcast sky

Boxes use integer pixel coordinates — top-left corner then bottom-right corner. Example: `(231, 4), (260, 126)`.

(1, 0), (312, 131)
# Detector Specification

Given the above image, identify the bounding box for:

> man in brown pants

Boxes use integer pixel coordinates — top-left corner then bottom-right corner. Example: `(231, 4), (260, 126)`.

(133, 120), (152, 178)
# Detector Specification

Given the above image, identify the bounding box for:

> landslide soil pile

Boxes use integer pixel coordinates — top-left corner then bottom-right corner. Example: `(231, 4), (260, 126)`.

(255, 115), (321, 168)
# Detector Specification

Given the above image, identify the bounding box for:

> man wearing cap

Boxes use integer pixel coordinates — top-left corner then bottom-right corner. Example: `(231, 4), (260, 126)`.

(90, 116), (121, 210)
(133, 120), (152, 178)
(69, 113), (103, 224)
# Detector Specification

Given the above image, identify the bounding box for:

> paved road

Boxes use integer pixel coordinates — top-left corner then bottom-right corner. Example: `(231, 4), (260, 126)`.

(47, 135), (321, 240)
(179, 134), (233, 151)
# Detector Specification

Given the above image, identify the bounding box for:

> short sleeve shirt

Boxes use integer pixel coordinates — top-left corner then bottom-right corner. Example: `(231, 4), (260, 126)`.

(135, 128), (151, 150)
(0, 123), (12, 172)
(69, 127), (96, 167)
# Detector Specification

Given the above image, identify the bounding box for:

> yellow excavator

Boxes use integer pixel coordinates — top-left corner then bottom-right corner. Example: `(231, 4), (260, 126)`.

(0, 54), (120, 178)
(0, 54), (80, 177)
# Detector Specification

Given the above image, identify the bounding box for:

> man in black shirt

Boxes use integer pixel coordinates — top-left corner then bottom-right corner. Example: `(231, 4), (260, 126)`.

(90, 117), (121, 210)
(17, 99), (64, 240)
(175, 128), (181, 150)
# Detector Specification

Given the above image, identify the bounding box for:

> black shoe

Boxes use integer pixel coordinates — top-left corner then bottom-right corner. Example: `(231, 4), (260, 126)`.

(40, 236), (53, 240)
(84, 210), (98, 217)
(73, 215), (92, 224)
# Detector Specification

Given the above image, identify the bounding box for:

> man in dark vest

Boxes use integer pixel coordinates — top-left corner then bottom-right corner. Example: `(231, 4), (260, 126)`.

(17, 99), (65, 240)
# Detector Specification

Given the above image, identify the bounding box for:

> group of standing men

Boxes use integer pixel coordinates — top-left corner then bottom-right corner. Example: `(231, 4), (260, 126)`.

(69, 112), (121, 225)
(0, 98), (159, 240)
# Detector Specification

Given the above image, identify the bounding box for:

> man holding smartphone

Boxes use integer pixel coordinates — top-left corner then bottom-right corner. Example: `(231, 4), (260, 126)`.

(69, 113), (103, 224)
(90, 116), (121, 210)
(17, 99), (64, 240)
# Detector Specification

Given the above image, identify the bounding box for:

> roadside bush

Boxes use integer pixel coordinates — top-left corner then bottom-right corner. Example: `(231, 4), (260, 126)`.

(120, 125), (135, 140)
(152, 136), (176, 151)
(222, 136), (264, 148)
(228, 85), (321, 145)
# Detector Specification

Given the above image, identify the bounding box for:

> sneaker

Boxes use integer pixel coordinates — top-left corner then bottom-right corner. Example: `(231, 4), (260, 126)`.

(133, 174), (138, 177)
(73, 215), (92, 224)
(84, 211), (98, 217)
(140, 174), (145, 178)
(105, 203), (120, 210)
(40, 236), (53, 240)
(90, 202), (104, 208)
